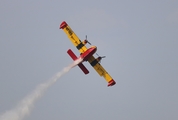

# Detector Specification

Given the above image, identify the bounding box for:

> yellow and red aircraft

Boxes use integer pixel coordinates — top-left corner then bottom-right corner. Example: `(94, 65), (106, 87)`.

(60, 21), (116, 87)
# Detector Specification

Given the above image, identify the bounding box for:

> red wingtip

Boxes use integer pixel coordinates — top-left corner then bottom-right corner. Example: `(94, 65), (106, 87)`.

(60, 21), (68, 29)
(107, 79), (116, 87)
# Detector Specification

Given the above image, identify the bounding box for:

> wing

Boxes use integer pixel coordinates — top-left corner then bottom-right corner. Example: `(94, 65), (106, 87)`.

(60, 21), (87, 54)
(88, 56), (116, 86)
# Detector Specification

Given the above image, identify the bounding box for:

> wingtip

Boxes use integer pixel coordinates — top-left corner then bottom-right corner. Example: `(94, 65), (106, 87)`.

(60, 21), (68, 29)
(107, 79), (116, 87)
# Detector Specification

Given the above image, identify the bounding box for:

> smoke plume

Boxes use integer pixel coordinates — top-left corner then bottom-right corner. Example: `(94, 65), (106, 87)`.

(0, 58), (83, 120)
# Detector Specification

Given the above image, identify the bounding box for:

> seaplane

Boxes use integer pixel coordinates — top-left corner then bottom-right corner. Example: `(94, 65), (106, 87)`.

(60, 21), (116, 87)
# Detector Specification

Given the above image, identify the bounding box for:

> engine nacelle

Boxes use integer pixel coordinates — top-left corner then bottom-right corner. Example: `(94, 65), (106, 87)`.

(82, 40), (88, 45)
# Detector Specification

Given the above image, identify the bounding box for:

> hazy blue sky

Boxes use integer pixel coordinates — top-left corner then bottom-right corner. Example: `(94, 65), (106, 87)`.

(0, 0), (178, 120)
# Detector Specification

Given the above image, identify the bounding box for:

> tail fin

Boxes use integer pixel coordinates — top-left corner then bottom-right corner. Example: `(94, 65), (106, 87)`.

(67, 49), (89, 74)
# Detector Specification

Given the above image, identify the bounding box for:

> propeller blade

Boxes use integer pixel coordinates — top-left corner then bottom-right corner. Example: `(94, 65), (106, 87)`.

(96, 53), (106, 59)
(86, 35), (87, 40)
(88, 41), (91, 45)
(85, 35), (92, 45)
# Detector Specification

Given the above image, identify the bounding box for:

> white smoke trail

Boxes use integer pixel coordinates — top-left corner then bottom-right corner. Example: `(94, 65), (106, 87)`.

(0, 58), (83, 120)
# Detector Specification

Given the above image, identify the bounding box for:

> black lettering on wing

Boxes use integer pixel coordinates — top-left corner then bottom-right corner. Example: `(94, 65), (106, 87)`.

(66, 27), (73, 36)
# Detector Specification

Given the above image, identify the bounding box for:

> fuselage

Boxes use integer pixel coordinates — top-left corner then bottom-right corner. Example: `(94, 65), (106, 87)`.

(80, 46), (97, 61)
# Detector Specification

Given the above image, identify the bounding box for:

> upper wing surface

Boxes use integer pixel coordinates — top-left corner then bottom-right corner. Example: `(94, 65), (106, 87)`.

(60, 21), (87, 53)
(88, 56), (116, 86)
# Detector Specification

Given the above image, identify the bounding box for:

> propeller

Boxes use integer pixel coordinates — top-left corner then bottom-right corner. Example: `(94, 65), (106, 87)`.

(96, 53), (106, 58)
(96, 53), (106, 63)
(85, 35), (92, 45)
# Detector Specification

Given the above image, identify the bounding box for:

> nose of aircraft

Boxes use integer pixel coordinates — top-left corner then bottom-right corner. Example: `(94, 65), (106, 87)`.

(92, 46), (97, 53)
(91, 46), (97, 50)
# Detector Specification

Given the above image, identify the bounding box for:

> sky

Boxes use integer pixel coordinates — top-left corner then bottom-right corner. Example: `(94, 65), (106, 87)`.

(0, 0), (178, 120)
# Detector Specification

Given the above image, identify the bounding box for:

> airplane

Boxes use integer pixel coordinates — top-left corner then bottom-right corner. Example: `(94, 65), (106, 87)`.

(59, 21), (116, 87)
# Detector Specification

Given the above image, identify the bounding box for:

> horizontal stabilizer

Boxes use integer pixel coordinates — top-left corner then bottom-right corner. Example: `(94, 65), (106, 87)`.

(78, 63), (89, 74)
(67, 49), (77, 60)
(67, 49), (89, 74)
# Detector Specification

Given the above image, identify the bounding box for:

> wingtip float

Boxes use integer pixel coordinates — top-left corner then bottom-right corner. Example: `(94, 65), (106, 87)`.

(59, 21), (116, 87)
(60, 21), (68, 29)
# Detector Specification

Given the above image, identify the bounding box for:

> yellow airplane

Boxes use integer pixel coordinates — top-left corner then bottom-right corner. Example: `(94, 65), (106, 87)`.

(60, 21), (116, 87)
